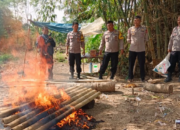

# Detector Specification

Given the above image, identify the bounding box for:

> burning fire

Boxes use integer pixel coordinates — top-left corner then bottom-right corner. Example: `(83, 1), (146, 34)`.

(35, 92), (59, 108)
(57, 109), (93, 129)
(34, 89), (70, 109)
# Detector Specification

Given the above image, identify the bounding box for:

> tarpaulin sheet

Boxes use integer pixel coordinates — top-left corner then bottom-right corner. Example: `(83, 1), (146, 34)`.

(31, 17), (105, 35)
(80, 17), (105, 36)
(31, 21), (80, 33)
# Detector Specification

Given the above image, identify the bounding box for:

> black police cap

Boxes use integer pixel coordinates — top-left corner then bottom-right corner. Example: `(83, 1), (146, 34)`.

(72, 21), (79, 25)
(107, 21), (113, 24)
(135, 16), (141, 19)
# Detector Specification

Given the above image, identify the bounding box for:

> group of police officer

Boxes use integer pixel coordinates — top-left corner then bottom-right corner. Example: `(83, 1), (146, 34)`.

(36, 15), (180, 83)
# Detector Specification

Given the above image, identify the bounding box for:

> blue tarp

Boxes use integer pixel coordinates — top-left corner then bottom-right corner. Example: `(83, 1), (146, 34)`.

(31, 21), (81, 33)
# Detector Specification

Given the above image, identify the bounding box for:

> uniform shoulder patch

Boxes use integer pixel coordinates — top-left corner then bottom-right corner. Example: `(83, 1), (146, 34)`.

(80, 32), (84, 42)
(118, 31), (123, 39)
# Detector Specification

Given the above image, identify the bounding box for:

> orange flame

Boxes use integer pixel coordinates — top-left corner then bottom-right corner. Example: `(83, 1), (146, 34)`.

(57, 109), (93, 129)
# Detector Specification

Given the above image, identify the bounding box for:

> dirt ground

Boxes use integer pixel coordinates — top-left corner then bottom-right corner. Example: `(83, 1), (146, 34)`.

(0, 53), (180, 130)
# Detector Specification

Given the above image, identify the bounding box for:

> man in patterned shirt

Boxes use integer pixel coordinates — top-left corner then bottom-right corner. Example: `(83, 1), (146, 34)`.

(165, 16), (180, 82)
(66, 21), (85, 79)
(99, 21), (124, 79)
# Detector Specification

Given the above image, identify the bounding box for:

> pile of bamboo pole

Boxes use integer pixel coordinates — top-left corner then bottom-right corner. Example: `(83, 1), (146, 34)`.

(0, 86), (101, 130)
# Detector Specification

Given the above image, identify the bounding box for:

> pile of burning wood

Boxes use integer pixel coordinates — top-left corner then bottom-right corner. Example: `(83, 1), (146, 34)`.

(0, 86), (101, 130)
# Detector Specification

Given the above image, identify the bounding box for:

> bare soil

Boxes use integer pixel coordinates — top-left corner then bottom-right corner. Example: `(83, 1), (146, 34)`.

(0, 52), (180, 130)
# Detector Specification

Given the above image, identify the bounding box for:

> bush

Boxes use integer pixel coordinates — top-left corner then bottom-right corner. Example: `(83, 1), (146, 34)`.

(54, 52), (66, 62)
(85, 34), (102, 54)
(0, 54), (12, 64)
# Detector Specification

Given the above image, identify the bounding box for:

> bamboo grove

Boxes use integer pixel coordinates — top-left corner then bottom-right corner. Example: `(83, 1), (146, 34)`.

(61, 0), (180, 61)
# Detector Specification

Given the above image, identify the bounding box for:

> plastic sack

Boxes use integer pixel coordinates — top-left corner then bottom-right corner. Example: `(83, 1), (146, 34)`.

(153, 53), (171, 77)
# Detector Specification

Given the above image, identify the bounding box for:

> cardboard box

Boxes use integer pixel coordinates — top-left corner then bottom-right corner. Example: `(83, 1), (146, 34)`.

(90, 50), (96, 57)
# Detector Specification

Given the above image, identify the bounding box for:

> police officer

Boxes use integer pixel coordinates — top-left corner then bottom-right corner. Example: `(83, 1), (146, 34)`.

(66, 21), (85, 79)
(127, 16), (148, 82)
(99, 21), (124, 79)
(164, 16), (180, 82)
(37, 26), (56, 80)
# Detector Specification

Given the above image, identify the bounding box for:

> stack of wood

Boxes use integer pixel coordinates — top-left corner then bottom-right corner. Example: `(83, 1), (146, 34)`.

(0, 86), (101, 130)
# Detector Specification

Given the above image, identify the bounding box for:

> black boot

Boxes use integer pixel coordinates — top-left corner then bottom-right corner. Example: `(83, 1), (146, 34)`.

(110, 73), (115, 79)
(179, 75), (180, 82)
(99, 73), (103, 79)
(77, 73), (81, 79)
(164, 72), (172, 82)
(69, 72), (74, 79)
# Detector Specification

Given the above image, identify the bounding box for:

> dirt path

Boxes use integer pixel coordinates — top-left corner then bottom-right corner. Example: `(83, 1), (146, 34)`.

(0, 57), (180, 130)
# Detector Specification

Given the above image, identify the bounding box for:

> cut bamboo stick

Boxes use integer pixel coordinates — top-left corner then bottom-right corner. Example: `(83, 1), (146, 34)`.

(143, 83), (173, 93)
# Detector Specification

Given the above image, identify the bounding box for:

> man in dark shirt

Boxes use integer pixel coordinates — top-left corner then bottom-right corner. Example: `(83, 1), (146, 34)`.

(37, 26), (56, 80)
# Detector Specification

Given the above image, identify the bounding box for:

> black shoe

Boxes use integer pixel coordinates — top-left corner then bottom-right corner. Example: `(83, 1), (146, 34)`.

(110, 74), (115, 79)
(141, 79), (145, 83)
(179, 76), (180, 82)
(164, 77), (172, 82)
(69, 72), (74, 79)
(77, 73), (81, 79)
(164, 72), (172, 82)
(99, 73), (103, 79)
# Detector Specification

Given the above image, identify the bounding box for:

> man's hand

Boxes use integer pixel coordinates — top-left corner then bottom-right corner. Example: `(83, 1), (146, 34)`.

(82, 50), (85, 56)
(66, 51), (69, 56)
(99, 50), (102, 55)
(168, 49), (171, 53)
(120, 49), (124, 54)
(47, 43), (51, 46)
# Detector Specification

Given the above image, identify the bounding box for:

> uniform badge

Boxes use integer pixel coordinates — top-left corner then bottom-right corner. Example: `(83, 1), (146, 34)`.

(105, 35), (110, 42)
(131, 28), (135, 35)
(131, 31), (135, 35)
(131, 28), (135, 31)
(173, 32), (177, 36)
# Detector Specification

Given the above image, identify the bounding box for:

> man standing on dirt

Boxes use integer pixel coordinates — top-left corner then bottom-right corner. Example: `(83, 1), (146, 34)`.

(37, 26), (56, 80)
(127, 16), (148, 82)
(66, 21), (85, 79)
(99, 21), (124, 80)
(164, 16), (180, 82)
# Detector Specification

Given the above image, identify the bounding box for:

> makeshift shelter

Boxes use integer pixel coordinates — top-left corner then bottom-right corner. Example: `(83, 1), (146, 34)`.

(30, 17), (105, 35)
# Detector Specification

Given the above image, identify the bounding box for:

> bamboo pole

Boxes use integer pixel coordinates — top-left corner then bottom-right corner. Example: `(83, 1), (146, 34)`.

(57, 82), (116, 92)
(37, 91), (101, 130)
(143, 0), (156, 60)
(155, 0), (161, 59)
(2, 109), (31, 124)
(117, 0), (129, 28)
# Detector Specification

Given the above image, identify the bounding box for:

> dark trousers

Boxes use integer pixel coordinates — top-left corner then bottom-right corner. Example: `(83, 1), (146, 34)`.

(99, 52), (119, 75)
(46, 55), (53, 79)
(128, 51), (145, 80)
(168, 51), (180, 73)
(40, 55), (53, 79)
(69, 53), (81, 73)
